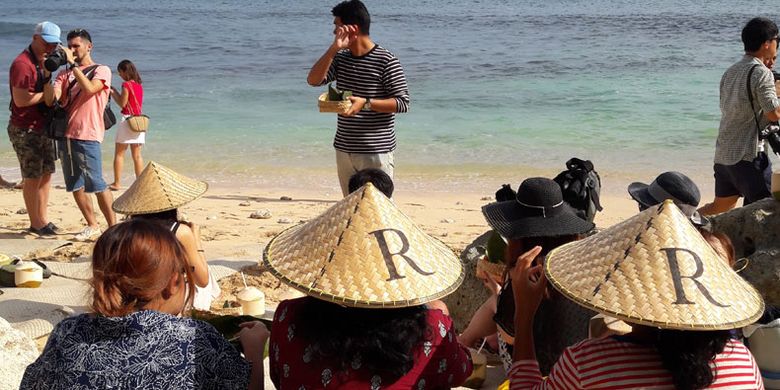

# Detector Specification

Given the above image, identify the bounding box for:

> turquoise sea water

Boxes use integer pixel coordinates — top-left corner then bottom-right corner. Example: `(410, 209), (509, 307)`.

(1, 1), (778, 189)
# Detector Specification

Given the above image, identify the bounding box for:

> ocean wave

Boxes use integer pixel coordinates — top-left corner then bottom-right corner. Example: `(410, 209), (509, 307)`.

(0, 21), (34, 37)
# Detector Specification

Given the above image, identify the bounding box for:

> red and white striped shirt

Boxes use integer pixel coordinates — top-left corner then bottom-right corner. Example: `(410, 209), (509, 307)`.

(509, 337), (763, 389)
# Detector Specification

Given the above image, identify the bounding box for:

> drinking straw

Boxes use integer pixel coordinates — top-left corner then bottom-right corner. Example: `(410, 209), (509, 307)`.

(476, 338), (487, 354)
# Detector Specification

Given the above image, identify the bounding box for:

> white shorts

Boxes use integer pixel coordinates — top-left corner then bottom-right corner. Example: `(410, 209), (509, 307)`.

(114, 115), (146, 144)
(192, 271), (221, 311)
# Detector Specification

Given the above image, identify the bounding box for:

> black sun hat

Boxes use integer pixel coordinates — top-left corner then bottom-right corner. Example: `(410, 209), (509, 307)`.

(482, 177), (595, 239)
(628, 171), (700, 217)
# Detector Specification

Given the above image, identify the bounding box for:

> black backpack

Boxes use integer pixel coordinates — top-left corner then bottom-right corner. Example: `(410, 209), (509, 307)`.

(553, 158), (603, 222)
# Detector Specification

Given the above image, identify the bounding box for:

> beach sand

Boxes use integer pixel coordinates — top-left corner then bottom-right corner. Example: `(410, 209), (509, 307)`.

(0, 176), (650, 259)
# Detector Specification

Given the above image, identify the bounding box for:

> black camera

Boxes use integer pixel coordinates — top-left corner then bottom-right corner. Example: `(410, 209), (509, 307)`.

(44, 48), (68, 72)
(773, 71), (780, 81)
(760, 123), (780, 157)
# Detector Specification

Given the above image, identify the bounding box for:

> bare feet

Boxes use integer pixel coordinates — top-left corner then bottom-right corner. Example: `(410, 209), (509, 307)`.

(108, 183), (121, 191)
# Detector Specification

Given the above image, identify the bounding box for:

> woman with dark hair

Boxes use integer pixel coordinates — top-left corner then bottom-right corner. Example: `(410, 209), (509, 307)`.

(509, 201), (764, 389)
(113, 161), (220, 310)
(471, 177), (595, 373)
(20, 219), (269, 389)
(109, 59), (145, 190)
(264, 183), (473, 389)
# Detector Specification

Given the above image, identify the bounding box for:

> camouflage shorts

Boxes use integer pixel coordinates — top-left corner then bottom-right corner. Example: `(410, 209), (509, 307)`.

(7, 123), (56, 179)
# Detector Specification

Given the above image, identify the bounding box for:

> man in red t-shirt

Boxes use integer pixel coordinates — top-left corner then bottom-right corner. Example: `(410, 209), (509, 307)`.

(7, 21), (62, 236)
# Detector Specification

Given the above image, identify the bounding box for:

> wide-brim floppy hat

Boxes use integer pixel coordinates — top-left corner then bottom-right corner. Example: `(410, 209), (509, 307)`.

(628, 171), (701, 217)
(263, 183), (464, 308)
(482, 177), (594, 239)
(545, 200), (764, 331)
(112, 161), (208, 215)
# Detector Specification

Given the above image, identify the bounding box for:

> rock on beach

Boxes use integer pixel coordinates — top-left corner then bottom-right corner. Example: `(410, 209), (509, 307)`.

(249, 210), (272, 219)
(442, 231), (493, 331)
(709, 198), (780, 307)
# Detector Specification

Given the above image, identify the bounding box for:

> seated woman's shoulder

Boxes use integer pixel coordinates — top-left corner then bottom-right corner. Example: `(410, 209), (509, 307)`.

(51, 311), (221, 342)
(425, 307), (454, 326)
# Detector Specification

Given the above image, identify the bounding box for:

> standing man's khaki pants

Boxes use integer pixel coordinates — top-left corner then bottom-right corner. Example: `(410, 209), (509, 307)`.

(336, 150), (394, 196)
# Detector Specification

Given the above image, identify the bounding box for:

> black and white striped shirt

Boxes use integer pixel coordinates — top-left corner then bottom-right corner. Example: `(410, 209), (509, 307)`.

(322, 45), (410, 154)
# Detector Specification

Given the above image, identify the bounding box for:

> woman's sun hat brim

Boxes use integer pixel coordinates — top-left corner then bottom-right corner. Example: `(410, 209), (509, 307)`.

(482, 200), (594, 239)
(544, 200), (764, 331)
(263, 183), (465, 309)
(112, 161), (208, 215)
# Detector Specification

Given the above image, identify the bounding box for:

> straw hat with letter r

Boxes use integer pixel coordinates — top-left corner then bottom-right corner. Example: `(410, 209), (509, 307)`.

(544, 200), (764, 331)
(263, 183), (465, 308)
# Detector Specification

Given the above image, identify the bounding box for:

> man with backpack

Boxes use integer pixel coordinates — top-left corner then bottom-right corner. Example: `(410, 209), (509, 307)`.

(43, 28), (115, 241)
(7, 22), (62, 237)
(700, 17), (780, 215)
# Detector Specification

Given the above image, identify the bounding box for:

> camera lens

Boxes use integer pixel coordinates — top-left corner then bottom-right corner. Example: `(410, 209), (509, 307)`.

(44, 49), (67, 72)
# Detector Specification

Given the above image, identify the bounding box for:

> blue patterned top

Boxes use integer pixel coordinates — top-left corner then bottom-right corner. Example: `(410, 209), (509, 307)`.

(21, 310), (250, 389)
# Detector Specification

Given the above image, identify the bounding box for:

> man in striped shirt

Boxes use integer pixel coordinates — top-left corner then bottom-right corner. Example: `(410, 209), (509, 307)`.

(307, 0), (410, 196)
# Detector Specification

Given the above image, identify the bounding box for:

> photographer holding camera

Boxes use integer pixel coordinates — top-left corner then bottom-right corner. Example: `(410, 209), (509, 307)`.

(7, 22), (62, 237)
(43, 28), (116, 241)
(700, 17), (780, 215)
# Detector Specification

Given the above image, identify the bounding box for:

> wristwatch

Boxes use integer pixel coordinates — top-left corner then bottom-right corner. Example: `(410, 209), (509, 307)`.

(364, 98), (372, 111)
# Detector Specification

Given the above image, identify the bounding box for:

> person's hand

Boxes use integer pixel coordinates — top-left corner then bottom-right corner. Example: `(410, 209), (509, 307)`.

(510, 246), (546, 320)
(183, 221), (205, 253)
(62, 47), (75, 65)
(238, 321), (270, 362)
(182, 221), (201, 239)
(39, 55), (51, 77)
(332, 24), (358, 50)
(189, 221), (200, 238)
(110, 86), (118, 93)
(476, 263), (501, 295)
(344, 96), (366, 116)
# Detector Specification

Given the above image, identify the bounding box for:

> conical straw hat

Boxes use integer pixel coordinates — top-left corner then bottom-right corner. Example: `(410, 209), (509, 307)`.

(263, 183), (465, 308)
(544, 200), (764, 331)
(112, 161), (208, 215)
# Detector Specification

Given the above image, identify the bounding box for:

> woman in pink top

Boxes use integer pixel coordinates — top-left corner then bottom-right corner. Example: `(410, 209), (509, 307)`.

(508, 202), (765, 389)
(109, 59), (144, 191)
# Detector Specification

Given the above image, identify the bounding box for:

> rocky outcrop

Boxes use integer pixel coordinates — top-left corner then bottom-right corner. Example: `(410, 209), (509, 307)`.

(709, 198), (780, 307)
(443, 231), (494, 331)
(0, 316), (38, 390)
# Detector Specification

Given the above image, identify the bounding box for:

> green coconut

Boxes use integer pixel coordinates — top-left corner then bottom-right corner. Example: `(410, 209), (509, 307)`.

(485, 231), (507, 264)
(327, 83), (352, 101)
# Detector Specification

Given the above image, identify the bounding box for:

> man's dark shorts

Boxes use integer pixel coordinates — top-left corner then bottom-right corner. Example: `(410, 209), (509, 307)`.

(7, 123), (56, 179)
(714, 156), (771, 205)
